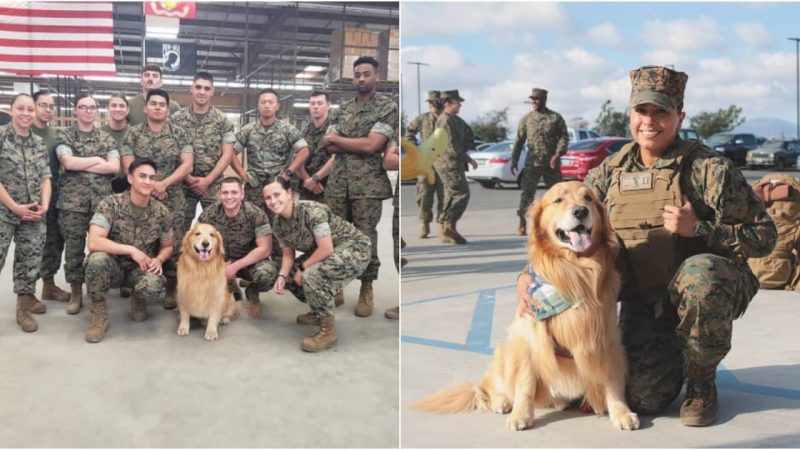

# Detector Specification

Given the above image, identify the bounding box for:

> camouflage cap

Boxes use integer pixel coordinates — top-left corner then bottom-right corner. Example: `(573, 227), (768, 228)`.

(629, 65), (688, 110)
(426, 90), (441, 102)
(529, 88), (548, 99)
(441, 89), (465, 102)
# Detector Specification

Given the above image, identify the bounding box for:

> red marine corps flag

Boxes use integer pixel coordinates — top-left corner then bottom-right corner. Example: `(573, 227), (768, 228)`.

(144, 1), (196, 19)
(0, 2), (116, 77)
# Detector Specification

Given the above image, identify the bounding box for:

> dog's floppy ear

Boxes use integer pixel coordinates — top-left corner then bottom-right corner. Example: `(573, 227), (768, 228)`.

(215, 227), (225, 257)
(181, 225), (195, 253)
(527, 199), (545, 252)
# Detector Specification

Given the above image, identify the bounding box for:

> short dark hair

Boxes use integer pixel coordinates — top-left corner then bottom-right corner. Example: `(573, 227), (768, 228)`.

(258, 88), (279, 102)
(108, 92), (128, 106)
(11, 93), (33, 107)
(194, 71), (214, 84)
(146, 88), (170, 105)
(262, 174), (291, 192)
(220, 176), (243, 187)
(309, 90), (330, 102)
(353, 55), (379, 69)
(73, 93), (96, 107)
(129, 158), (157, 175)
(32, 90), (52, 102)
(141, 65), (162, 76)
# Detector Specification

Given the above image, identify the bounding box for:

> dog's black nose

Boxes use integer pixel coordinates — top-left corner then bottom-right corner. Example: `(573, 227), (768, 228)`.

(572, 206), (589, 220)
(201, 240), (210, 248)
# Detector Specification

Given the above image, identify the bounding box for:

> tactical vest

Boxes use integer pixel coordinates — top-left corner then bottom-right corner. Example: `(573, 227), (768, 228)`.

(606, 140), (706, 293)
(748, 173), (800, 291)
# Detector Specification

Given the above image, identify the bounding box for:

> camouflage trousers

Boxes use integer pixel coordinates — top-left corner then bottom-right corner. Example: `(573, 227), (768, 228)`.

(621, 253), (758, 414)
(517, 165), (562, 218)
(40, 197), (64, 279)
(416, 172), (444, 224)
(326, 196), (381, 281)
(234, 258), (280, 292)
(84, 252), (166, 303)
(436, 165), (470, 223)
(58, 209), (92, 283)
(161, 188), (186, 278)
(286, 236), (370, 318)
(182, 181), (221, 236)
(0, 219), (45, 294)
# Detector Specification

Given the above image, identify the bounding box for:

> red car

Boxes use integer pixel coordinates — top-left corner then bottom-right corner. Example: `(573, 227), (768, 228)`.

(560, 137), (631, 181)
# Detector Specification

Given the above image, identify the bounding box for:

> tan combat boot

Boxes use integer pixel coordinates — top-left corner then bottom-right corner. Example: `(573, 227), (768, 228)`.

(245, 285), (262, 319)
(516, 217), (527, 236)
(85, 298), (109, 343)
(29, 294), (47, 314)
(42, 277), (70, 302)
(16, 294), (38, 332)
(163, 276), (177, 310)
(334, 290), (344, 307)
(418, 222), (430, 238)
(680, 363), (719, 427)
(131, 293), (148, 322)
(301, 316), (337, 352)
(355, 280), (374, 317)
(384, 306), (399, 320)
(296, 311), (320, 326)
(439, 222), (455, 244)
(66, 282), (83, 315)
(444, 220), (468, 244)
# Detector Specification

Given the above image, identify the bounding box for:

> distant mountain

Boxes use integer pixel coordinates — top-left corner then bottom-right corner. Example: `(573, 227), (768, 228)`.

(732, 117), (799, 140)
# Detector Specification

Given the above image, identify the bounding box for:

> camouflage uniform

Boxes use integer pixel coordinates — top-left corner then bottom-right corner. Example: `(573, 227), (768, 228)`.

(85, 193), (173, 304)
(120, 122), (193, 275)
(325, 92), (396, 281)
(434, 110), (473, 224)
(55, 126), (119, 283)
(32, 124), (64, 281)
(0, 125), (51, 294)
(273, 199), (370, 318)
(197, 201), (280, 293)
(300, 109), (339, 203)
(406, 110), (443, 225)
(586, 139), (776, 414)
(101, 123), (131, 194)
(511, 89), (569, 220)
(171, 106), (236, 226)
(126, 94), (180, 126)
(235, 119), (308, 211)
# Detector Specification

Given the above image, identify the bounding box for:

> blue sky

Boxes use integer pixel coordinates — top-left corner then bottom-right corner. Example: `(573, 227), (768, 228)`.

(401, 2), (800, 134)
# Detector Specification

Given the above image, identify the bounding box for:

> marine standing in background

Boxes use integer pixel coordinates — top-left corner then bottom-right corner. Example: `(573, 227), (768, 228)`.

(405, 90), (443, 239)
(434, 89), (476, 245)
(0, 94), (52, 332)
(126, 65), (181, 126)
(120, 89), (193, 310)
(510, 88), (569, 235)
(102, 93), (132, 194)
(170, 71), (236, 228)
(299, 90), (338, 203)
(321, 55), (397, 317)
(55, 94), (120, 315)
(31, 90), (70, 304)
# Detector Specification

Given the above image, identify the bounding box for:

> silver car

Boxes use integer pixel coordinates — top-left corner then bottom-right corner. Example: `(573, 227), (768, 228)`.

(466, 141), (527, 189)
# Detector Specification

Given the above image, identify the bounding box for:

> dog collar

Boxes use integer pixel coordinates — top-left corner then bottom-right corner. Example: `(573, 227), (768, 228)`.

(526, 264), (581, 321)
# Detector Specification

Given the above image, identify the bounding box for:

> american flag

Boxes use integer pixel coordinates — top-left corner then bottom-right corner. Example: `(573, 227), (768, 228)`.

(0, 2), (116, 77)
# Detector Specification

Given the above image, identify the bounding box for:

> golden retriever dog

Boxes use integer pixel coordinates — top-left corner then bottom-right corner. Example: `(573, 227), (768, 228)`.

(413, 181), (639, 431)
(176, 223), (238, 341)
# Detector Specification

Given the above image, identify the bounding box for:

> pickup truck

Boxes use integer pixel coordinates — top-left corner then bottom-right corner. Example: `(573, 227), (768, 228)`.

(705, 132), (758, 166)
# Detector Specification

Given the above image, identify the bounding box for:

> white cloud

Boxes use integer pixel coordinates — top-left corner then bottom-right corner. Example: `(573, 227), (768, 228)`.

(401, 2), (569, 37)
(640, 49), (691, 69)
(642, 17), (723, 51)
(733, 21), (772, 48)
(587, 23), (625, 49)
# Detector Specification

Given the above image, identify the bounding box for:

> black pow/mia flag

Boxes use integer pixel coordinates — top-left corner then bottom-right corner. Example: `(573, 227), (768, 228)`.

(145, 40), (197, 76)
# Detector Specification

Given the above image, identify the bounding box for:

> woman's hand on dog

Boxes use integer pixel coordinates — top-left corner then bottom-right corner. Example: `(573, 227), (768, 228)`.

(516, 272), (542, 318)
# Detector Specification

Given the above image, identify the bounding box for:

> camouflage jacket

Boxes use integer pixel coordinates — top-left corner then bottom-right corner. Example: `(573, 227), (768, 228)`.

(302, 110), (340, 177)
(126, 94), (181, 126)
(170, 106), (235, 178)
(55, 125), (119, 213)
(273, 199), (368, 253)
(0, 125), (51, 225)
(434, 111), (474, 171)
(198, 201), (272, 261)
(90, 192), (174, 262)
(585, 138), (777, 263)
(100, 123), (130, 147)
(404, 111), (438, 142)
(511, 108), (569, 168)
(31, 123), (61, 188)
(326, 93), (396, 199)
(235, 119), (307, 189)
(120, 122), (193, 196)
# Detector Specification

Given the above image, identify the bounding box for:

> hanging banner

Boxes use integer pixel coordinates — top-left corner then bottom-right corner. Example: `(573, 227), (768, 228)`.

(144, 1), (196, 19)
(145, 40), (196, 76)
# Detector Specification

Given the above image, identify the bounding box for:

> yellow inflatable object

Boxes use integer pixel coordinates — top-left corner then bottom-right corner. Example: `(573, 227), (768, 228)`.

(401, 128), (447, 183)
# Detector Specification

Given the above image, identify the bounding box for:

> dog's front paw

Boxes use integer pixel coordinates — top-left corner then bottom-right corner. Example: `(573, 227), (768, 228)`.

(220, 316), (231, 325)
(506, 411), (534, 431)
(490, 397), (512, 414)
(611, 411), (639, 431)
(177, 324), (189, 336)
(204, 329), (219, 341)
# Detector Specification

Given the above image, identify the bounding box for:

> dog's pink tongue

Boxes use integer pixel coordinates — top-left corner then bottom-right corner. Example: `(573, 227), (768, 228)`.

(199, 251), (210, 261)
(568, 231), (592, 251)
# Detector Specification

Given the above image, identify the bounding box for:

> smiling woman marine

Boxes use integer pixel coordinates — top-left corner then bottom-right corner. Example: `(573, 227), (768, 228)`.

(262, 176), (370, 353)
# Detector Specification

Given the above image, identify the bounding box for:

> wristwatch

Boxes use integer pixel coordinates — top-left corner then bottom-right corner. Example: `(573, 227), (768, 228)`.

(311, 174), (320, 183)
(694, 221), (711, 240)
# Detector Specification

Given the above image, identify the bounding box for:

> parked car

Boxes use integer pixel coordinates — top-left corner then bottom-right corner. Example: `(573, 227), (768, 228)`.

(568, 128), (601, 143)
(679, 128), (700, 141)
(745, 139), (800, 170)
(705, 132), (758, 166)
(466, 140), (527, 189)
(0, 110), (9, 126)
(560, 138), (631, 181)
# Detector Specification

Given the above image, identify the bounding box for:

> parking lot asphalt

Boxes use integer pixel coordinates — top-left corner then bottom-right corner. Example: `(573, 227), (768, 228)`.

(0, 190), (399, 448)
(400, 177), (800, 448)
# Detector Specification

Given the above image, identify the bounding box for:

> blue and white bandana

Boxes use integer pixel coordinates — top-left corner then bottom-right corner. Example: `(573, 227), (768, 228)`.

(526, 264), (581, 321)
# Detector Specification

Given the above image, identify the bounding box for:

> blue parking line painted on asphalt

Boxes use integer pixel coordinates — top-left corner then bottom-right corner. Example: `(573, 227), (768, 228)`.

(403, 284), (516, 307)
(401, 335), (494, 355)
(465, 289), (495, 351)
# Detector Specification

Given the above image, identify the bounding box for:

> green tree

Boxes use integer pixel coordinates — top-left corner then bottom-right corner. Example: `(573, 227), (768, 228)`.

(689, 105), (745, 139)
(593, 100), (628, 137)
(469, 107), (509, 142)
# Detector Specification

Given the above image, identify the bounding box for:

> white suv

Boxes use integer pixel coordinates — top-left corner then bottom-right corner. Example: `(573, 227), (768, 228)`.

(568, 128), (601, 143)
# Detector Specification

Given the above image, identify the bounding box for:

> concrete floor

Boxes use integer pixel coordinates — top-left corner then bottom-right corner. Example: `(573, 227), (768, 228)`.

(0, 195), (399, 448)
(400, 185), (800, 448)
